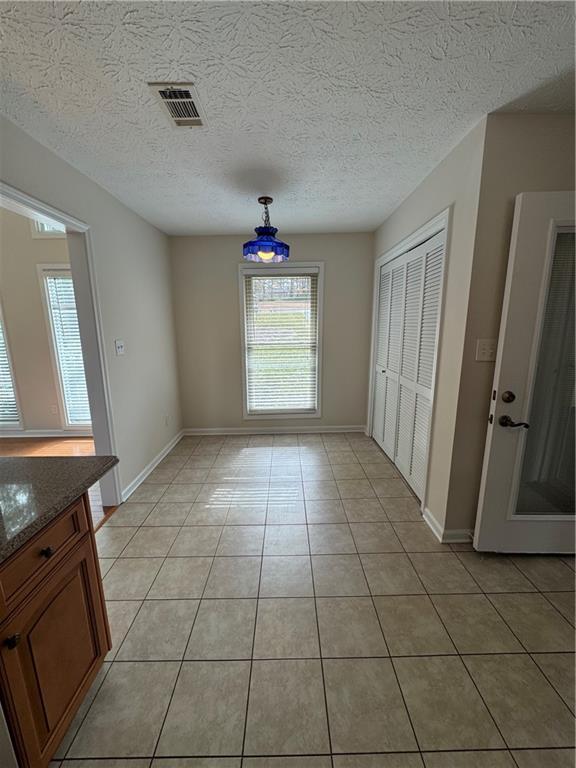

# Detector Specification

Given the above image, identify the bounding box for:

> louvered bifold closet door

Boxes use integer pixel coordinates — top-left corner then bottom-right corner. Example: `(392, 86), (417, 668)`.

(382, 264), (405, 457)
(372, 268), (391, 448)
(395, 255), (424, 478)
(372, 229), (445, 500)
(408, 234), (444, 495)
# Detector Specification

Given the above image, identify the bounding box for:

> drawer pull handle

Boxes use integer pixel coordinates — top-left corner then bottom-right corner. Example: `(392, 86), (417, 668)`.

(4, 634), (21, 650)
(40, 546), (55, 559)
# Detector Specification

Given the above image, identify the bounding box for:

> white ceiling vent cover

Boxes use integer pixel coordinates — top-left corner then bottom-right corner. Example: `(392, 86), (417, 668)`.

(149, 82), (205, 127)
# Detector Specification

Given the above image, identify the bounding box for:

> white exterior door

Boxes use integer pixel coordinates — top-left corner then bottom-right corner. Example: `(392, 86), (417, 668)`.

(475, 191), (575, 553)
(371, 228), (445, 500)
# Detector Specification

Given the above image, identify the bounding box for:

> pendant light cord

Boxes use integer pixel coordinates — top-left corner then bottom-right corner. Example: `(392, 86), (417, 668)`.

(262, 202), (271, 227)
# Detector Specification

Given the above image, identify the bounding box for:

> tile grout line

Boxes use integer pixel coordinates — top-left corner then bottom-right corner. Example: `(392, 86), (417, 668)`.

(49, 650), (574, 664)
(103, 591), (574, 604)
(351, 515), (424, 758)
(528, 652), (576, 717)
(149, 505), (227, 760)
(239, 503), (266, 765)
(304, 485), (336, 768)
(414, 574), (515, 754)
(56, 746), (575, 763)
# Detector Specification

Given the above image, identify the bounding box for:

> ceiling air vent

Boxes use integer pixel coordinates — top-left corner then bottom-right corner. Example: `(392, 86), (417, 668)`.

(149, 82), (205, 127)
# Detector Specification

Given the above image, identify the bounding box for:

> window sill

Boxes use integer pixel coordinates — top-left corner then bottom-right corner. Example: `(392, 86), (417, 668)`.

(244, 410), (321, 420)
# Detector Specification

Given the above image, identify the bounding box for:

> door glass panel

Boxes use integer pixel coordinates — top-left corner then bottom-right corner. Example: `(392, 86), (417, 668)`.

(516, 231), (575, 516)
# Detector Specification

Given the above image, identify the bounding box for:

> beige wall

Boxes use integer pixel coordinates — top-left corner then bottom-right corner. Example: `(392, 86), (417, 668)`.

(374, 119), (488, 535)
(0, 116), (182, 493)
(447, 113), (575, 532)
(374, 113), (575, 538)
(170, 233), (374, 430)
(0, 208), (71, 430)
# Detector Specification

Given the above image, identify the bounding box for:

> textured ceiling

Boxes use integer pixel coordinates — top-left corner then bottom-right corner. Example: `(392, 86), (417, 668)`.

(0, 1), (574, 235)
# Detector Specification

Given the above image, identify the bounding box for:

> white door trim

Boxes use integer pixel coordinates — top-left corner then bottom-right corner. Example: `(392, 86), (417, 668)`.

(367, 207), (451, 511)
(0, 181), (122, 505)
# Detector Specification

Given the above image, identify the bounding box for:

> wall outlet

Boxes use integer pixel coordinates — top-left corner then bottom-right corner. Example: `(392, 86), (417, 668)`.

(114, 339), (126, 356)
(475, 338), (497, 362)
(49, 404), (58, 416)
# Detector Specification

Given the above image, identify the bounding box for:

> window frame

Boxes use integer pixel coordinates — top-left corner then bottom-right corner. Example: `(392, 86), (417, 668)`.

(239, 262), (324, 420)
(38, 264), (92, 430)
(0, 300), (23, 430)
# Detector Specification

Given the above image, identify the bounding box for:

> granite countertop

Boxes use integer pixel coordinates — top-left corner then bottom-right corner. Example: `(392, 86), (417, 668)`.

(0, 456), (118, 563)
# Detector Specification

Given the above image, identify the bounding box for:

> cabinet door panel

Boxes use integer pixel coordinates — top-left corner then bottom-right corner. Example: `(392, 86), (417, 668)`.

(29, 565), (96, 730)
(0, 536), (109, 767)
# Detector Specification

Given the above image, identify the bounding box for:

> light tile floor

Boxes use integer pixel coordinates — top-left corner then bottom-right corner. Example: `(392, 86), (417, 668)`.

(53, 433), (575, 768)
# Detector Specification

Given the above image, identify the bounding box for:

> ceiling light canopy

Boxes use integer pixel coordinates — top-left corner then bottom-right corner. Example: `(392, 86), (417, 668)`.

(243, 197), (289, 263)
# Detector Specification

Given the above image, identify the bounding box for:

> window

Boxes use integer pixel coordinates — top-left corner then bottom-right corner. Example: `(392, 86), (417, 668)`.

(241, 264), (322, 416)
(31, 217), (66, 238)
(0, 311), (20, 426)
(42, 270), (91, 426)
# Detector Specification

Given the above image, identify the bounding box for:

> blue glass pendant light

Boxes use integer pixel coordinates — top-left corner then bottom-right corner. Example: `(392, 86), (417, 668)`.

(243, 196), (290, 262)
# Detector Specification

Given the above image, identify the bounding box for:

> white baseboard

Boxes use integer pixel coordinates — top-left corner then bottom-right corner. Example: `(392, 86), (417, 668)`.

(182, 425), (367, 436)
(423, 507), (473, 544)
(121, 430), (183, 502)
(0, 428), (93, 438)
(422, 507), (444, 542)
(441, 528), (474, 544)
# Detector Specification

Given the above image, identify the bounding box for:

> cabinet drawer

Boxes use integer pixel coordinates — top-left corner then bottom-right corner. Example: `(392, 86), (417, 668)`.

(0, 498), (89, 613)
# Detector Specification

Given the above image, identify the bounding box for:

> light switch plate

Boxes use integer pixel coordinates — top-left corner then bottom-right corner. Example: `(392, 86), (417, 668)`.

(475, 338), (497, 362)
(114, 339), (125, 356)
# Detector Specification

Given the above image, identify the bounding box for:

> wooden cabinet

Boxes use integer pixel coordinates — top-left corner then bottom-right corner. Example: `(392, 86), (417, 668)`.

(0, 494), (110, 768)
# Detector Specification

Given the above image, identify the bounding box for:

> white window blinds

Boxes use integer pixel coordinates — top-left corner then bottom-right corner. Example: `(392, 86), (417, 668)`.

(243, 270), (320, 414)
(45, 273), (91, 426)
(0, 316), (19, 425)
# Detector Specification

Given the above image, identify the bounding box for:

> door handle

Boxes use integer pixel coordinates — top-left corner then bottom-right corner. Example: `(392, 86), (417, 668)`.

(499, 415), (530, 429)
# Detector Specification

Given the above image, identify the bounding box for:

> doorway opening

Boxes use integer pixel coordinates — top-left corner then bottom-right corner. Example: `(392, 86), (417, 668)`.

(0, 182), (121, 524)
